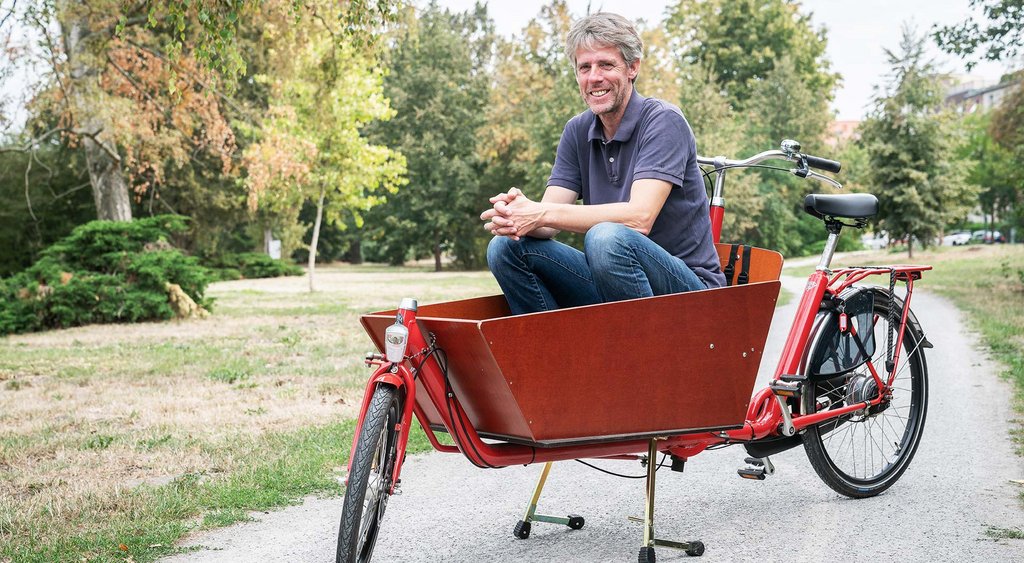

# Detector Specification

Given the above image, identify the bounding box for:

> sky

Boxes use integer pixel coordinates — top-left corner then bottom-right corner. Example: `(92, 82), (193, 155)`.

(433, 0), (1017, 120)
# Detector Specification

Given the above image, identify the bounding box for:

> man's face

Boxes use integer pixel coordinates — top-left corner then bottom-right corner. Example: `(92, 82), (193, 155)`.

(574, 44), (639, 118)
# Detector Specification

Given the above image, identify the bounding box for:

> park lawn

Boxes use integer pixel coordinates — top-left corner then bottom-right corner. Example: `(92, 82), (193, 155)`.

(0, 264), (499, 563)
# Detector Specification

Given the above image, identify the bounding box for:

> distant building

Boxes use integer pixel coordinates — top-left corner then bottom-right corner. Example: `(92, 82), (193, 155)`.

(823, 120), (861, 148)
(944, 77), (1021, 113)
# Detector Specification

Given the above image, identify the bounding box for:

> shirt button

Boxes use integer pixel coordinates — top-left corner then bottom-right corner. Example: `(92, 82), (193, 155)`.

(609, 157), (615, 162)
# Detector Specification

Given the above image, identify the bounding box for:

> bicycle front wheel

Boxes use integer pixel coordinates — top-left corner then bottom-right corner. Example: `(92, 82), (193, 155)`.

(801, 288), (928, 498)
(336, 385), (400, 563)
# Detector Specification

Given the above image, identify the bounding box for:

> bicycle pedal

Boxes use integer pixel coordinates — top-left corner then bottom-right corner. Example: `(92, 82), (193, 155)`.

(779, 373), (807, 383)
(743, 457), (763, 467)
(737, 467), (766, 480)
(769, 380), (802, 398)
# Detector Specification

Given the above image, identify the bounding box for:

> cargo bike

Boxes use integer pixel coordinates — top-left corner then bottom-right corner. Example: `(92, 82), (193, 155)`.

(336, 141), (931, 562)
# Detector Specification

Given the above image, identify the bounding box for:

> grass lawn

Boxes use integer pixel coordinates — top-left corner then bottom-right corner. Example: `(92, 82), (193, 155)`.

(0, 264), (499, 563)
(2, 245), (1021, 562)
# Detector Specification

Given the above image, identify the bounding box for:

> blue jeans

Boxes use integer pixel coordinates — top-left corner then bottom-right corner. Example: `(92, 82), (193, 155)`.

(486, 222), (707, 315)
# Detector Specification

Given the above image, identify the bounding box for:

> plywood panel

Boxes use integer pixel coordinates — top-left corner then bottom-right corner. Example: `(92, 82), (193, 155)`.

(715, 243), (784, 285)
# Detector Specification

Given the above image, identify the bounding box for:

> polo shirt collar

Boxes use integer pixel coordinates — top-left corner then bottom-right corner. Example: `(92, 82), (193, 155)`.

(587, 87), (645, 143)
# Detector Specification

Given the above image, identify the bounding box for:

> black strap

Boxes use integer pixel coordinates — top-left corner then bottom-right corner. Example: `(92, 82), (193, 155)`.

(723, 243), (739, 286)
(737, 245), (752, 285)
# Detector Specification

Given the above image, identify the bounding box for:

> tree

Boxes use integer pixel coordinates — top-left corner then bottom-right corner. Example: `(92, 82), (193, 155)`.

(666, 0), (838, 109)
(2, 0), (402, 224)
(934, 0), (1024, 69)
(3, 0), (238, 221)
(859, 26), (978, 257)
(664, 0), (840, 256)
(364, 1), (494, 270)
(970, 99), (1024, 233)
(242, 21), (404, 290)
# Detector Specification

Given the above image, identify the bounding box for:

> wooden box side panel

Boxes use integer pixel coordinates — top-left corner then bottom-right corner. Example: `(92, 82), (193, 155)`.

(480, 281), (780, 443)
(715, 243), (784, 285)
(368, 294), (510, 321)
(360, 310), (530, 439)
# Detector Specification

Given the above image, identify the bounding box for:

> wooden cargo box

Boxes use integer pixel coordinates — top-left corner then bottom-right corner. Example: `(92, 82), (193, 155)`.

(361, 244), (782, 446)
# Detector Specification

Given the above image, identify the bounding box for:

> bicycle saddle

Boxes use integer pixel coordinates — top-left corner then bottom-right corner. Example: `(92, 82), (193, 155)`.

(803, 193), (878, 220)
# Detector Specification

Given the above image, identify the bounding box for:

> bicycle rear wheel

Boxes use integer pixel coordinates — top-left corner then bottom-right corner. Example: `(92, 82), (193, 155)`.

(336, 385), (400, 563)
(801, 288), (928, 498)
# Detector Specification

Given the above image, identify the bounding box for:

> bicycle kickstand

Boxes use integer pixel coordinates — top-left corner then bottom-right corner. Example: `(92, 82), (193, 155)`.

(512, 462), (585, 539)
(630, 438), (706, 561)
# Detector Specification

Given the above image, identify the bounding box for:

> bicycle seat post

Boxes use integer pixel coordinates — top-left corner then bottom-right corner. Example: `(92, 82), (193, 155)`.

(816, 223), (842, 272)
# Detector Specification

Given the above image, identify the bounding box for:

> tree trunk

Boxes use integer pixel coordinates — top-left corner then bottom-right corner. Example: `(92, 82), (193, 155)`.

(62, 4), (132, 222)
(433, 242), (442, 272)
(308, 186), (327, 293)
(907, 237), (914, 259)
(343, 239), (363, 264)
(264, 228), (274, 254)
(82, 127), (132, 221)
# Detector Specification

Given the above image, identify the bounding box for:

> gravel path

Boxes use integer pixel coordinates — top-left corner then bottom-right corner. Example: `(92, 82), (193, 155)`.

(162, 275), (1024, 562)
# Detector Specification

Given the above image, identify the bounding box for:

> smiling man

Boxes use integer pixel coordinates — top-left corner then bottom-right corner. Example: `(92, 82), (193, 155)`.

(481, 12), (725, 315)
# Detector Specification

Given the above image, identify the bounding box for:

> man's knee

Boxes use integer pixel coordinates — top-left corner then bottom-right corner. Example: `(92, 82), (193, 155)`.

(486, 235), (514, 268)
(584, 222), (635, 255)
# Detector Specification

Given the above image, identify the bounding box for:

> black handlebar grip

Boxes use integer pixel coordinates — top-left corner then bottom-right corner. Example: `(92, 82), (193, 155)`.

(804, 154), (842, 173)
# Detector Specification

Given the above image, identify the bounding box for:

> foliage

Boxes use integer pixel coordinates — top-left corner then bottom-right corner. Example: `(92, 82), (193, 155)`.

(203, 252), (303, 281)
(859, 27), (978, 257)
(241, 4), (405, 277)
(933, 0), (1024, 69)
(144, 0), (403, 76)
(363, 1), (496, 269)
(666, 0), (838, 108)
(0, 145), (96, 276)
(0, 216), (210, 335)
(664, 0), (839, 255)
(957, 110), (1022, 233)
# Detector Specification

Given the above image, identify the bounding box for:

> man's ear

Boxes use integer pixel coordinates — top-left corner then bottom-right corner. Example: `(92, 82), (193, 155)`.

(628, 59), (641, 82)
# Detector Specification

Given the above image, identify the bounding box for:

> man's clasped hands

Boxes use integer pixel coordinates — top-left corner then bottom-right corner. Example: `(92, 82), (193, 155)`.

(480, 188), (543, 241)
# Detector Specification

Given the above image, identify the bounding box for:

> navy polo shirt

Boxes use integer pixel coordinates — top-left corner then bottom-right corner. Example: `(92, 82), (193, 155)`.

(547, 89), (726, 288)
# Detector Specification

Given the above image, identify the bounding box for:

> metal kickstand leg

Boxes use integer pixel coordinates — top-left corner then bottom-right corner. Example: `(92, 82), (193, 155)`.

(512, 461), (585, 540)
(634, 439), (705, 561)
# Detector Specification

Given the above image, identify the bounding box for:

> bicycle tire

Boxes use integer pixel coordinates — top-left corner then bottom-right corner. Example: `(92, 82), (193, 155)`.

(801, 287), (928, 498)
(336, 385), (400, 563)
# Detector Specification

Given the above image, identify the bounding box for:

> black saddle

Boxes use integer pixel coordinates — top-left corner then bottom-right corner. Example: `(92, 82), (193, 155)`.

(803, 193), (878, 221)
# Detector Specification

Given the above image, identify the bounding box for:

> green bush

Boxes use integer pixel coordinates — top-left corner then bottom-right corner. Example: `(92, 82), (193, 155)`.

(0, 216), (211, 335)
(204, 252), (303, 281)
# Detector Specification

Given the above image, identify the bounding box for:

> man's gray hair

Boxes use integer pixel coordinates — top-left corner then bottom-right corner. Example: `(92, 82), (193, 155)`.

(565, 12), (643, 68)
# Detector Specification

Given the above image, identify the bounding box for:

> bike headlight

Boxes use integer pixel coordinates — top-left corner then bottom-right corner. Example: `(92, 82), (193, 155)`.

(384, 323), (409, 363)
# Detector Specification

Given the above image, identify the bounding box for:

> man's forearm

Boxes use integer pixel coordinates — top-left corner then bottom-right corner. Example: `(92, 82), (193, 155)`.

(538, 201), (649, 235)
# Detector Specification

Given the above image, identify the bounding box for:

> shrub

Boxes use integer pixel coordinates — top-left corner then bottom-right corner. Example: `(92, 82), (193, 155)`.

(0, 216), (211, 335)
(204, 252), (303, 281)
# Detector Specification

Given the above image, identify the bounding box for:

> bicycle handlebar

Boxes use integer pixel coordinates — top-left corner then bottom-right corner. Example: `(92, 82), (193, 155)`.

(804, 154), (841, 174)
(696, 148), (841, 174)
(697, 144), (843, 189)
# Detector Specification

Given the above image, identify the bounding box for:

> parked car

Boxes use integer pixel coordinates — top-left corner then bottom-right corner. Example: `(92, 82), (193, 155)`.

(941, 231), (972, 246)
(971, 230), (1005, 244)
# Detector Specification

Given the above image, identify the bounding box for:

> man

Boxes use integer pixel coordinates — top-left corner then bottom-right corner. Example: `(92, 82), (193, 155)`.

(481, 12), (725, 315)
